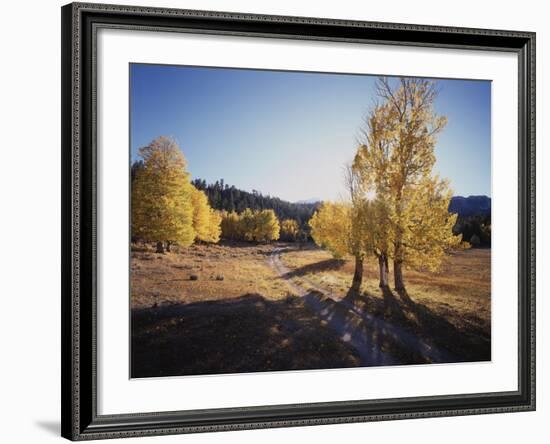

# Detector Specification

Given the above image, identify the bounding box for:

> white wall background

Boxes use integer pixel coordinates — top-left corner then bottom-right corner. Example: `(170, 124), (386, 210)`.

(0, 0), (545, 443)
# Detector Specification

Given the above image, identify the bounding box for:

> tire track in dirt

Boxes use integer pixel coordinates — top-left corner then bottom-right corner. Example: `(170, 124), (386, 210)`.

(268, 247), (454, 366)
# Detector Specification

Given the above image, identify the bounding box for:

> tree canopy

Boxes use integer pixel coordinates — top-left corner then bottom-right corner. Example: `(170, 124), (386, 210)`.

(280, 219), (300, 242)
(220, 209), (280, 243)
(131, 136), (221, 251)
(309, 202), (353, 260)
(309, 168), (374, 292)
(191, 186), (222, 243)
(309, 77), (464, 295)
(131, 136), (195, 251)
(353, 77), (463, 294)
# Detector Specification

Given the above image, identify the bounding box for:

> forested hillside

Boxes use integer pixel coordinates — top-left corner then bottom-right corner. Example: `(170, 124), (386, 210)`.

(450, 196), (492, 247)
(191, 178), (318, 226)
(131, 160), (491, 246)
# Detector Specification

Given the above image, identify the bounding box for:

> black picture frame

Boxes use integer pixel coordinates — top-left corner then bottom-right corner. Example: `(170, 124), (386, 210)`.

(61, 2), (536, 440)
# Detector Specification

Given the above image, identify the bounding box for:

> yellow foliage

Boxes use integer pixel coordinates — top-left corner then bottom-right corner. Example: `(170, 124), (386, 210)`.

(220, 210), (242, 240)
(243, 209), (280, 242)
(399, 176), (462, 271)
(191, 186), (221, 243)
(206, 210), (222, 244)
(255, 209), (280, 242)
(131, 136), (195, 247)
(309, 202), (353, 259)
(239, 208), (257, 242)
(190, 186), (210, 238)
(281, 219), (299, 241)
(220, 208), (280, 242)
(353, 77), (462, 276)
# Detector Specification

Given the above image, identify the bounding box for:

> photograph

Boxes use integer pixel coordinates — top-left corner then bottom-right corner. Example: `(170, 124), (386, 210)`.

(129, 64), (492, 379)
(56, 2), (537, 439)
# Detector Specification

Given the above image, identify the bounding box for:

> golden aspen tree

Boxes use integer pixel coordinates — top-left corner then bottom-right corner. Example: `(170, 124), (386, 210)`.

(190, 186), (211, 240)
(131, 136), (195, 253)
(356, 77), (462, 295)
(309, 196), (370, 293)
(220, 209), (280, 242)
(220, 210), (242, 240)
(280, 219), (299, 241)
(205, 210), (222, 244)
(190, 186), (221, 243)
(353, 104), (394, 289)
(344, 165), (371, 292)
(239, 208), (257, 242)
(309, 202), (352, 259)
(252, 209), (280, 242)
(368, 198), (391, 288)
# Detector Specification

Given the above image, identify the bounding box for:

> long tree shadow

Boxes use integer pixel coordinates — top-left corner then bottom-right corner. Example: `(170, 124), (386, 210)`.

(305, 286), (472, 366)
(131, 285), (490, 379)
(302, 290), (423, 366)
(344, 287), (491, 363)
(280, 259), (346, 280)
(131, 293), (361, 378)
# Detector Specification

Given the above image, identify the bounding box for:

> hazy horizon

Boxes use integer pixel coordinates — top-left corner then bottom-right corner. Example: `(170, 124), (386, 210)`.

(130, 64), (491, 201)
(180, 181), (490, 205)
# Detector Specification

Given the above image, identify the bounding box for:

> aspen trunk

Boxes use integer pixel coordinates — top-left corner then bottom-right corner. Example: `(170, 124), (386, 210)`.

(393, 259), (406, 294)
(378, 254), (389, 288)
(156, 241), (165, 254)
(351, 256), (364, 293)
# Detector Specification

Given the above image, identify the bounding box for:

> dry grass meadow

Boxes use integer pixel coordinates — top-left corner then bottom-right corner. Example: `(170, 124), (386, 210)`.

(282, 247), (491, 338)
(131, 242), (491, 378)
(131, 242), (293, 307)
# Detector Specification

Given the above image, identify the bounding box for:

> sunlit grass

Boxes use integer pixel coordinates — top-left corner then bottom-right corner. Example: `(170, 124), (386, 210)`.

(281, 246), (491, 335)
(131, 241), (296, 308)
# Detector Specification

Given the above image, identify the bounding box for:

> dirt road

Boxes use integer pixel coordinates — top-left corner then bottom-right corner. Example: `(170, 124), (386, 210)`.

(268, 247), (454, 366)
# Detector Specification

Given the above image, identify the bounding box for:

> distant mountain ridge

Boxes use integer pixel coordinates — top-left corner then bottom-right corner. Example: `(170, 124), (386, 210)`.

(449, 195), (491, 217)
(295, 198), (322, 205)
(295, 195), (492, 217)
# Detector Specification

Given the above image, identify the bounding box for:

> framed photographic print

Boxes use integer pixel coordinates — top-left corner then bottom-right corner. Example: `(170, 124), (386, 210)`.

(61, 2), (536, 440)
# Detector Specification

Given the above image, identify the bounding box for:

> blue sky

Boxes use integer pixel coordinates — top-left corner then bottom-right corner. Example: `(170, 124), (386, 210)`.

(130, 64), (491, 202)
